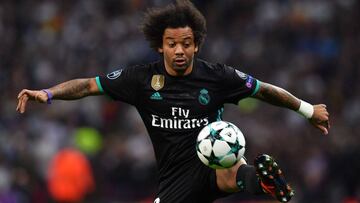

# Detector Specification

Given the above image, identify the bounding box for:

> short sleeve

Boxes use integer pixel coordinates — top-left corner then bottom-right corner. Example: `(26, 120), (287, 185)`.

(221, 65), (260, 104)
(96, 66), (139, 105)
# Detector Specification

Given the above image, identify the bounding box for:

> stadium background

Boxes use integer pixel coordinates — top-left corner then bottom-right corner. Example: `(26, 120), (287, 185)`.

(0, 0), (359, 202)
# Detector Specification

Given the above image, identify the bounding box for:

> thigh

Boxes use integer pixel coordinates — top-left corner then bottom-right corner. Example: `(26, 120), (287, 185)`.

(216, 158), (247, 193)
(190, 162), (231, 202)
(156, 161), (230, 203)
(199, 165), (231, 202)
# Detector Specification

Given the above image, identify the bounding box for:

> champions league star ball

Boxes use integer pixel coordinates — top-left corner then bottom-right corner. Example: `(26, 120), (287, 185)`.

(196, 121), (246, 169)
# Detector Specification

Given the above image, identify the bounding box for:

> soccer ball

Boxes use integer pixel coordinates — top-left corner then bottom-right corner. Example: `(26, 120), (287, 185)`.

(196, 121), (246, 169)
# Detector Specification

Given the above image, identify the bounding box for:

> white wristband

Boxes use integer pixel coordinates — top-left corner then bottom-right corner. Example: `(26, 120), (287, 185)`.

(297, 100), (314, 119)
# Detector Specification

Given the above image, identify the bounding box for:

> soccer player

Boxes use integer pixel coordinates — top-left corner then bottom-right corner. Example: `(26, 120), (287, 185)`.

(16, 1), (330, 202)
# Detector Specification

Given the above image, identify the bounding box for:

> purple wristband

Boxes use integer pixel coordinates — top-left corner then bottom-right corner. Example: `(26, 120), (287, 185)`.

(42, 89), (53, 104)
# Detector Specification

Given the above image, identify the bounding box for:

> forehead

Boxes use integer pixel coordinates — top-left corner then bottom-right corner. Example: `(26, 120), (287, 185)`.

(163, 26), (194, 40)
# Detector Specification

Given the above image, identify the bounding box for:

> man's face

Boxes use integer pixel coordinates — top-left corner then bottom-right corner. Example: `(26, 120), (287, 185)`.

(158, 26), (198, 76)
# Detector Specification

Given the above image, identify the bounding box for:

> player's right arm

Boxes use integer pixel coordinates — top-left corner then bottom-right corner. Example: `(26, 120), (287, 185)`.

(16, 78), (101, 113)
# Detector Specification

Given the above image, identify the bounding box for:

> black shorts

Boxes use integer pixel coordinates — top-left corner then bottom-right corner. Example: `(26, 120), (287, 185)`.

(154, 158), (230, 203)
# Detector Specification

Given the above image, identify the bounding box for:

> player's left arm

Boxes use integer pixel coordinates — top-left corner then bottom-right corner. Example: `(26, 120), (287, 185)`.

(251, 81), (330, 135)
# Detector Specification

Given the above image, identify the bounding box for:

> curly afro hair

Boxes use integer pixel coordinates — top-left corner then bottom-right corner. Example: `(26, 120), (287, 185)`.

(142, 0), (207, 52)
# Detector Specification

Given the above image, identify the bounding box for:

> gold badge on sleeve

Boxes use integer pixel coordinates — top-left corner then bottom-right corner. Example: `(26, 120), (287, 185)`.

(151, 75), (165, 91)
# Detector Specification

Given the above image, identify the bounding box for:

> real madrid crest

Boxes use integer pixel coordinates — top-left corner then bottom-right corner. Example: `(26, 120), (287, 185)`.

(198, 89), (210, 105)
(151, 75), (165, 91)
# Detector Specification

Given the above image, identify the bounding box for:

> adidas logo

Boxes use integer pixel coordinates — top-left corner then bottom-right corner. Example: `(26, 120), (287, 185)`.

(150, 92), (163, 100)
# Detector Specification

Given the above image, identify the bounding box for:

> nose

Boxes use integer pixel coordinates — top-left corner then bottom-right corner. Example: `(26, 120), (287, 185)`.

(175, 45), (184, 55)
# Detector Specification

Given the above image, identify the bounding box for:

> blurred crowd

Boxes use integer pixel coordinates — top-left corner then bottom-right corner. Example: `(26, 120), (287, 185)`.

(0, 0), (359, 202)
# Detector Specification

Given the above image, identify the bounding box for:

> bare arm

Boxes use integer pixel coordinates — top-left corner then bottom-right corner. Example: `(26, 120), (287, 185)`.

(16, 78), (102, 113)
(49, 78), (101, 100)
(252, 82), (301, 111)
(252, 82), (330, 135)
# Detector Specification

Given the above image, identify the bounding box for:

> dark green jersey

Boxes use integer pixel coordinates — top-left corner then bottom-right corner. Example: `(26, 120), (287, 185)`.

(97, 58), (259, 202)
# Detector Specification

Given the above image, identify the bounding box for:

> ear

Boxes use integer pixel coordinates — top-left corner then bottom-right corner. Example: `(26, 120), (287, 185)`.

(195, 45), (199, 53)
(158, 47), (163, 53)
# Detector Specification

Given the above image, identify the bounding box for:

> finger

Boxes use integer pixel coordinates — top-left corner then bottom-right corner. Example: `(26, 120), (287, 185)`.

(18, 96), (25, 113)
(322, 115), (329, 122)
(17, 89), (28, 99)
(319, 125), (328, 135)
(321, 107), (329, 113)
(315, 123), (328, 135)
(323, 128), (328, 135)
(320, 119), (330, 131)
(16, 98), (22, 112)
(17, 96), (27, 113)
(319, 105), (328, 111)
(20, 95), (29, 113)
(17, 90), (25, 99)
(317, 109), (328, 116)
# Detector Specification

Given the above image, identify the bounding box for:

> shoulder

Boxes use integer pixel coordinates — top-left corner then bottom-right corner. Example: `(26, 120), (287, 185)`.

(196, 58), (227, 73)
(126, 62), (154, 71)
(196, 58), (223, 69)
(196, 58), (236, 76)
(124, 61), (160, 76)
(103, 61), (159, 84)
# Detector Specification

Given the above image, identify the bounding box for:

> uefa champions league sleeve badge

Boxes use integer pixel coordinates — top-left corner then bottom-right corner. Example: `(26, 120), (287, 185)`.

(107, 69), (123, 80)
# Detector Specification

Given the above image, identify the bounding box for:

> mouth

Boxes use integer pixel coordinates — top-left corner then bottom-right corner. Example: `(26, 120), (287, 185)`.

(174, 58), (187, 67)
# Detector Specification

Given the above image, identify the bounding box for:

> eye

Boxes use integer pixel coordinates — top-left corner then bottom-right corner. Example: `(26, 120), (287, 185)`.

(168, 42), (175, 48)
(183, 43), (190, 48)
(183, 40), (192, 48)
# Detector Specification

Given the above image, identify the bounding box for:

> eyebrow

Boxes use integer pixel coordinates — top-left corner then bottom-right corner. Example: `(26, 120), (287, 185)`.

(165, 37), (192, 40)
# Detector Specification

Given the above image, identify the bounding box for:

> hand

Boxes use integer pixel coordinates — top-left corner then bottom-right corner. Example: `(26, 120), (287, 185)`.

(309, 104), (330, 135)
(16, 89), (49, 113)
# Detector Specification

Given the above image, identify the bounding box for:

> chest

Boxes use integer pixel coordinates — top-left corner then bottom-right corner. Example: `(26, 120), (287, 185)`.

(138, 74), (222, 118)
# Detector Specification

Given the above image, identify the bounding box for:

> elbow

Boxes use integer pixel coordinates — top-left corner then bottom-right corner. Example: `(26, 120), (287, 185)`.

(88, 78), (101, 95)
